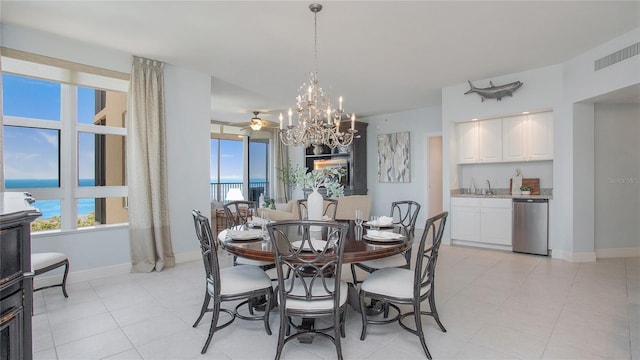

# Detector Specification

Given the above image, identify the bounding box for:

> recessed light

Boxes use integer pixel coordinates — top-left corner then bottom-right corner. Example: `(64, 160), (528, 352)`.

(471, 118), (478, 121)
(522, 111), (530, 115)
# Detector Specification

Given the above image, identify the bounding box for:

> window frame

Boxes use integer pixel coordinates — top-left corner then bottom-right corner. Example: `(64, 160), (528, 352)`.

(2, 60), (128, 232)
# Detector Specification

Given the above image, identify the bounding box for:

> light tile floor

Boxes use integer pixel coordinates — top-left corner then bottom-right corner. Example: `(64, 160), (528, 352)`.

(32, 244), (639, 360)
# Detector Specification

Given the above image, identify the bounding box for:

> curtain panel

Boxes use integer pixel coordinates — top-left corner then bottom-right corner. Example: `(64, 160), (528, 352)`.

(126, 56), (175, 272)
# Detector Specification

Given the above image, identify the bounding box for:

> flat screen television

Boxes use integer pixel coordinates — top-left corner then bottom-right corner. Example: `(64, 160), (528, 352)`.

(313, 158), (348, 186)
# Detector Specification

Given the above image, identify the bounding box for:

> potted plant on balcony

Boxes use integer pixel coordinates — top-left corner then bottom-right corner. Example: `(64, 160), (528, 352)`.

(520, 185), (532, 195)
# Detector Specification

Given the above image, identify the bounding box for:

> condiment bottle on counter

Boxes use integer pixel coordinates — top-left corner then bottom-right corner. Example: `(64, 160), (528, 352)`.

(470, 178), (476, 194)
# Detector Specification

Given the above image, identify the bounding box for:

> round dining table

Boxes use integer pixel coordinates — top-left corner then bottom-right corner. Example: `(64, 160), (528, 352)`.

(217, 220), (409, 343)
(217, 220), (411, 265)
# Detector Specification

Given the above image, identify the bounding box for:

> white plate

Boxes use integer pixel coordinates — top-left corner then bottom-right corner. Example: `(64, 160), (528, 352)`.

(363, 231), (404, 242)
(227, 229), (262, 241)
(291, 239), (333, 251)
(363, 222), (395, 229)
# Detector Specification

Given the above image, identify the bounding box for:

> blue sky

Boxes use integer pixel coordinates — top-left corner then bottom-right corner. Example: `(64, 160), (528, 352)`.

(3, 74), (96, 180)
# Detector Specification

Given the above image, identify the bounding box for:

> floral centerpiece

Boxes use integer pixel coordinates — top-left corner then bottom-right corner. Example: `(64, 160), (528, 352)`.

(291, 165), (345, 198)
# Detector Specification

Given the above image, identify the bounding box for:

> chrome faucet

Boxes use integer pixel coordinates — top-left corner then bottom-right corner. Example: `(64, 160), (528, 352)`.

(486, 180), (493, 195)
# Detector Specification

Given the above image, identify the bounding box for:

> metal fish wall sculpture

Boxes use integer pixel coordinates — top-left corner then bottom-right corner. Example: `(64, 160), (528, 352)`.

(464, 80), (523, 101)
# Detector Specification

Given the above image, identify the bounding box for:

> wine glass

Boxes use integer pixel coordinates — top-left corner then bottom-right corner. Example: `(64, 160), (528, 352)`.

(369, 215), (379, 230)
(355, 209), (363, 226)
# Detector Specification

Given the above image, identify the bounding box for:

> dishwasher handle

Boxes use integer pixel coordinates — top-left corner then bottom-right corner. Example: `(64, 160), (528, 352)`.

(513, 198), (548, 204)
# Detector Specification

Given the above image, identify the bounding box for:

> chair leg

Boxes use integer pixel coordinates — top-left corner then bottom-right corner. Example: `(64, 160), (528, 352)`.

(201, 301), (221, 354)
(193, 291), (211, 327)
(61, 259), (69, 298)
(263, 288), (272, 335)
(359, 291), (368, 340)
(275, 310), (287, 360)
(428, 291), (446, 332)
(350, 264), (359, 284)
(334, 312), (344, 360)
(413, 301), (432, 360)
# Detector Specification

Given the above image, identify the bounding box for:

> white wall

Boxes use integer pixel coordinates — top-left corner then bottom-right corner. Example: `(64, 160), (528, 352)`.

(6, 24), (211, 273)
(594, 103), (640, 253)
(459, 161), (553, 190)
(362, 107), (442, 228)
(559, 27), (640, 260)
(164, 65), (211, 258)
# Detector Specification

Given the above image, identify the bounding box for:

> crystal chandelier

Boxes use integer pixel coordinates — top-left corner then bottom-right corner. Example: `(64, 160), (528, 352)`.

(278, 3), (357, 150)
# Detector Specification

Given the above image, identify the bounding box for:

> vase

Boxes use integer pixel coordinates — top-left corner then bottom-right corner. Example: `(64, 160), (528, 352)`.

(307, 188), (323, 221)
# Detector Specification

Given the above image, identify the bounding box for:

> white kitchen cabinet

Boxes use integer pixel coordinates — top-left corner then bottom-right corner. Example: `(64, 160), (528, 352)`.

(479, 198), (512, 246)
(451, 197), (480, 241)
(451, 197), (512, 246)
(502, 112), (553, 162)
(528, 111), (553, 160)
(457, 121), (479, 164)
(502, 115), (527, 162)
(457, 119), (503, 164)
(478, 119), (502, 162)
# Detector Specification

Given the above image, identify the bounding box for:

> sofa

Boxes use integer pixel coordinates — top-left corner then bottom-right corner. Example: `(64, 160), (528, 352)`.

(257, 195), (371, 221)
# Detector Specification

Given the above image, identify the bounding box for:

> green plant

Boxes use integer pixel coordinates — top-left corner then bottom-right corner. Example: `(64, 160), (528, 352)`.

(277, 161), (298, 202)
(263, 198), (276, 210)
(520, 185), (532, 191)
(291, 165), (345, 198)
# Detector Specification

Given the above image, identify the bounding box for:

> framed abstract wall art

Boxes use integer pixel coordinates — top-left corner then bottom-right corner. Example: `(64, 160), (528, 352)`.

(377, 132), (410, 183)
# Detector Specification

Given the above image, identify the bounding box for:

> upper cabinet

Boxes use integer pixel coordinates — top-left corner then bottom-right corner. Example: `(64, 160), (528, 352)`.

(457, 119), (501, 163)
(457, 111), (553, 164)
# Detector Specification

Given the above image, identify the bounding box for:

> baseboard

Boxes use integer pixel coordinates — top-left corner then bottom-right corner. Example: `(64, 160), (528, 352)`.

(34, 250), (202, 287)
(450, 239), (512, 252)
(596, 246), (640, 258)
(551, 249), (596, 262)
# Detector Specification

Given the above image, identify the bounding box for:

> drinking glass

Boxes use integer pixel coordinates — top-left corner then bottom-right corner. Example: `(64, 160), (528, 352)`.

(370, 216), (379, 230)
(355, 209), (363, 226)
(261, 211), (269, 239)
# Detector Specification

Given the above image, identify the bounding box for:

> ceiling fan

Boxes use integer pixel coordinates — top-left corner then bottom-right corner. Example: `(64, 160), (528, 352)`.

(237, 111), (278, 131)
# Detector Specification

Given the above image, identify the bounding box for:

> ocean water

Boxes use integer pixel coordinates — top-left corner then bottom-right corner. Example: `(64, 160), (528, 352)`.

(5, 178), (95, 219)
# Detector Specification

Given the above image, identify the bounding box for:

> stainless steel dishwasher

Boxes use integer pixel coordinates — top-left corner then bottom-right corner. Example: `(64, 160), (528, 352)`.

(512, 199), (549, 256)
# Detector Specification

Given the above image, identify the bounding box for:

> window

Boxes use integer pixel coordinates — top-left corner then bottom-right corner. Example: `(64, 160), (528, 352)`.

(2, 60), (128, 232)
(209, 131), (271, 204)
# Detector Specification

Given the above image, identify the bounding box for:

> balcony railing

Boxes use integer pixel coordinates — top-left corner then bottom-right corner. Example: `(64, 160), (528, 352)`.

(210, 181), (269, 203)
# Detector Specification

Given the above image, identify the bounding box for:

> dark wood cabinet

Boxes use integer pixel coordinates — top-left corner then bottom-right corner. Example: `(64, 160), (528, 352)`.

(1, 192), (41, 360)
(303, 121), (368, 196)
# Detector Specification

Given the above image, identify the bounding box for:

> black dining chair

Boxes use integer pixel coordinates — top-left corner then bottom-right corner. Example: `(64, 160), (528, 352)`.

(267, 219), (349, 360)
(223, 200), (274, 267)
(351, 200), (421, 284)
(191, 210), (273, 354)
(297, 198), (339, 220)
(358, 211), (448, 359)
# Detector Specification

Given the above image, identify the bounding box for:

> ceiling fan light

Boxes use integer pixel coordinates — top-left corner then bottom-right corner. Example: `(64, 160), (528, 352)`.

(250, 120), (262, 131)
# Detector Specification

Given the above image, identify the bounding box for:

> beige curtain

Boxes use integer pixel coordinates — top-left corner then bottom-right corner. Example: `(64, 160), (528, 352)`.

(272, 129), (289, 203)
(126, 56), (174, 272)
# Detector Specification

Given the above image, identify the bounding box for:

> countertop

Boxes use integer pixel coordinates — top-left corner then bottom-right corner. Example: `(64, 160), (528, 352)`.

(451, 188), (553, 200)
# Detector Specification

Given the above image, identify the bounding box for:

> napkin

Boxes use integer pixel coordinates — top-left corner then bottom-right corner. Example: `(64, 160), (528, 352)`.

(366, 230), (403, 239)
(248, 216), (268, 226)
(227, 229), (262, 239)
(371, 216), (393, 226)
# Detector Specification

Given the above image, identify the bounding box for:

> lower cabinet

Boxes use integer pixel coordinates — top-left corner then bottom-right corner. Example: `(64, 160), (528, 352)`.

(451, 197), (512, 246)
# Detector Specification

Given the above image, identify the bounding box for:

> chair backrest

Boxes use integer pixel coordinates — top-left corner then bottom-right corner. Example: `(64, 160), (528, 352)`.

(267, 220), (348, 307)
(390, 200), (421, 238)
(223, 200), (258, 228)
(413, 212), (448, 299)
(192, 210), (221, 297)
(296, 198), (338, 220)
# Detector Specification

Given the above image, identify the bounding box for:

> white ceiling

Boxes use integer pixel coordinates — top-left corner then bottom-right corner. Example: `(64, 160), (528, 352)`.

(2, 1), (639, 123)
